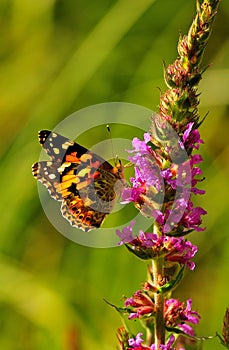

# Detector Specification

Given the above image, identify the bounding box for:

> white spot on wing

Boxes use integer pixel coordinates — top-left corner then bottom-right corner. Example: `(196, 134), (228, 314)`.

(53, 148), (60, 155)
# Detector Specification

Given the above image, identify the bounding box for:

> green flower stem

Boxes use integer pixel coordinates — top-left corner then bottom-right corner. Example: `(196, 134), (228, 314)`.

(147, 222), (165, 348)
(152, 256), (165, 349)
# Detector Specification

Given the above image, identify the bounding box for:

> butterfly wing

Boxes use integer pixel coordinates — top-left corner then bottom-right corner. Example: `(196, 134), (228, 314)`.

(32, 130), (123, 231)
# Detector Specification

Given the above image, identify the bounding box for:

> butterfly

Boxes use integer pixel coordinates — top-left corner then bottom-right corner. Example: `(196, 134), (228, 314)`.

(32, 130), (125, 232)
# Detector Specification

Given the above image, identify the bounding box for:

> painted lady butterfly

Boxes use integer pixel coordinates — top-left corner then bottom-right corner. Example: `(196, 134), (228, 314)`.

(32, 130), (124, 232)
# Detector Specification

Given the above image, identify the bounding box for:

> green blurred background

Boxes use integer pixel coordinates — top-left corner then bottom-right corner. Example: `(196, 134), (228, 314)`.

(0, 0), (229, 349)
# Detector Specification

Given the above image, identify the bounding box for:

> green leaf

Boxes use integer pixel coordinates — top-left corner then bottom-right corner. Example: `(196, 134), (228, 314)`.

(166, 326), (217, 341)
(124, 244), (152, 260)
(157, 266), (184, 294)
(103, 299), (129, 316)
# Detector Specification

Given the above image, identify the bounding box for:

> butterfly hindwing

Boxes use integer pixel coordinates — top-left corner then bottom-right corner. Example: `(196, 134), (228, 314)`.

(61, 197), (106, 232)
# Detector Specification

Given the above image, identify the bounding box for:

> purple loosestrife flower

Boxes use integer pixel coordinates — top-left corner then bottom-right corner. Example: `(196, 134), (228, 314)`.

(123, 288), (200, 337)
(161, 153), (205, 196)
(179, 201), (207, 232)
(128, 333), (147, 348)
(127, 333), (175, 350)
(164, 298), (200, 336)
(181, 122), (204, 150)
(117, 220), (136, 244)
(152, 200), (207, 234)
(122, 134), (164, 217)
(122, 126), (206, 235)
(125, 290), (156, 320)
(128, 332), (144, 347)
(117, 221), (197, 270)
(150, 335), (176, 350)
(117, 328), (154, 350)
(190, 154), (205, 195)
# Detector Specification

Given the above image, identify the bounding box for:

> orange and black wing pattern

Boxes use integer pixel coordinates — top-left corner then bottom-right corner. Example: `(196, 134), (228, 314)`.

(32, 130), (124, 231)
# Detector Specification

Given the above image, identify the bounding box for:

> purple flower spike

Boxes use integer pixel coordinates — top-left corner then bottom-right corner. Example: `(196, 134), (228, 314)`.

(113, 2), (220, 347)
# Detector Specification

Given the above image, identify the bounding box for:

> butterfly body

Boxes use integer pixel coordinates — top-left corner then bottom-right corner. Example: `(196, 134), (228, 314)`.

(32, 130), (124, 231)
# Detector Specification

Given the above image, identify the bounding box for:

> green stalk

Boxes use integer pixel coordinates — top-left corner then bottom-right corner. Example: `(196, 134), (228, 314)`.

(152, 257), (165, 349)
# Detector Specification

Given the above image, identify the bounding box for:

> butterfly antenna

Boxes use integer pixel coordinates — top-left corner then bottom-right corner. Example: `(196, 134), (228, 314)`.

(106, 124), (117, 164)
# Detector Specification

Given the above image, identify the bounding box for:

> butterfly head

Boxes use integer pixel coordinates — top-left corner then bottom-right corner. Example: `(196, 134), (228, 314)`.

(112, 157), (124, 179)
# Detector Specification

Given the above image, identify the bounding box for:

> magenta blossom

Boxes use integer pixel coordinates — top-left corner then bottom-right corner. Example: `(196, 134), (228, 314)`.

(165, 298), (200, 336)
(152, 198), (207, 234)
(122, 130), (205, 234)
(122, 133), (164, 209)
(128, 333), (144, 347)
(128, 333), (154, 349)
(116, 220), (136, 245)
(128, 333), (175, 350)
(182, 122), (204, 150)
(123, 288), (200, 336)
(117, 221), (197, 269)
(190, 154), (205, 195)
(150, 335), (175, 350)
(125, 290), (155, 319)
(161, 155), (205, 196)
(180, 201), (207, 232)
